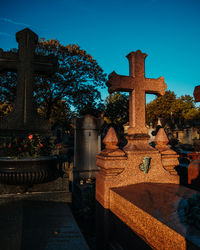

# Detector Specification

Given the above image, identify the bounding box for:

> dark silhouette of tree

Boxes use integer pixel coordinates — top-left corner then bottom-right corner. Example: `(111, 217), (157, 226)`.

(104, 92), (129, 125)
(0, 40), (106, 125)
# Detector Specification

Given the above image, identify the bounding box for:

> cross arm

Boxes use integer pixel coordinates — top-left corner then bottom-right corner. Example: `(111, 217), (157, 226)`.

(0, 52), (18, 72)
(33, 55), (58, 75)
(144, 77), (167, 96)
(106, 71), (134, 93)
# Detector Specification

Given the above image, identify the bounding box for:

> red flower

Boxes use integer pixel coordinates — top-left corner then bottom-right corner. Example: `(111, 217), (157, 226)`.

(8, 144), (11, 148)
(40, 144), (44, 148)
(28, 134), (33, 140)
(18, 147), (22, 151)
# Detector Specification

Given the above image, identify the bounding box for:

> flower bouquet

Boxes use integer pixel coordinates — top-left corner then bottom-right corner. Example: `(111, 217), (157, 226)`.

(1, 134), (52, 159)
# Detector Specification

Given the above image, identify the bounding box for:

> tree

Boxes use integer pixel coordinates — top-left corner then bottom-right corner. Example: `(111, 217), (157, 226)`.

(0, 40), (106, 125)
(38, 100), (72, 129)
(79, 102), (105, 118)
(104, 92), (129, 125)
(34, 39), (106, 120)
(146, 90), (200, 127)
(146, 91), (177, 127)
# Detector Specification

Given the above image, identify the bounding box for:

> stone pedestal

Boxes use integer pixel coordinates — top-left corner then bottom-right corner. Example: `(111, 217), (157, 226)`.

(96, 128), (179, 209)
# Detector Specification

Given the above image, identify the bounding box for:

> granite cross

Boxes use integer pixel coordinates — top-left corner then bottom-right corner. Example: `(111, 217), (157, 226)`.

(0, 28), (57, 129)
(106, 50), (167, 135)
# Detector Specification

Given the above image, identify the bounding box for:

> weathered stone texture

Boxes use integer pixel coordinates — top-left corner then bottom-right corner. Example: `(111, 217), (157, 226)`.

(106, 50), (167, 135)
(0, 28), (58, 135)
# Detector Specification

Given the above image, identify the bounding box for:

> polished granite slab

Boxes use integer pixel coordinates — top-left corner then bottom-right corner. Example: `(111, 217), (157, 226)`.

(110, 183), (200, 250)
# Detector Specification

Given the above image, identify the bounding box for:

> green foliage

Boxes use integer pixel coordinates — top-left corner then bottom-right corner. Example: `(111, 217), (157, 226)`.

(146, 90), (200, 127)
(0, 72), (17, 104)
(95, 90), (199, 130)
(79, 102), (105, 118)
(104, 92), (129, 125)
(34, 39), (106, 118)
(38, 100), (72, 129)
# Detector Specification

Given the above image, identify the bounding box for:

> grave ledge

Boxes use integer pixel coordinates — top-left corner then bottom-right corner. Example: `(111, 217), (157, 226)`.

(110, 183), (200, 250)
(0, 190), (72, 203)
(96, 154), (128, 160)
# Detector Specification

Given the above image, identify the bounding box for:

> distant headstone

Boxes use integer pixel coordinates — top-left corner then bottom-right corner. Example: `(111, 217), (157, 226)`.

(74, 114), (103, 181)
(0, 28), (58, 135)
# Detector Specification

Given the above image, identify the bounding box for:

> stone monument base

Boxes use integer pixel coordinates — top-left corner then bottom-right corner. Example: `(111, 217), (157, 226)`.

(0, 176), (72, 202)
(109, 183), (200, 250)
(0, 190), (71, 203)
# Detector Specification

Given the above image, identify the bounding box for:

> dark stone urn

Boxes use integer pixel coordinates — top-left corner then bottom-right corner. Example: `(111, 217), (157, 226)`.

(0, 156), (59, 185)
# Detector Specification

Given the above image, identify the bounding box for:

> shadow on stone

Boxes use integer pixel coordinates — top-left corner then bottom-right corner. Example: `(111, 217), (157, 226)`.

(0, 199), (88, 250)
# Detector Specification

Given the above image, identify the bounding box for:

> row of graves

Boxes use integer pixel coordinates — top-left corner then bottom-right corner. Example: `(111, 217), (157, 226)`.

(1, 28), (200, 249)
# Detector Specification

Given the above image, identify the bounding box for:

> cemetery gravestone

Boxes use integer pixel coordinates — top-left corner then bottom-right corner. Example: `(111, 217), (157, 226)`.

(74, 114), (103, 181)
(96, 51), (200, 249)
(0, 28), (58, 135)
(107, 50), (166, 135)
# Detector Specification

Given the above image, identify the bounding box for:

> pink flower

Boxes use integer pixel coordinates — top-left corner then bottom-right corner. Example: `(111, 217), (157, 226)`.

(18, 147), (22, 151)
(8, 144), (11, 148)
(28, 134), (33, 140)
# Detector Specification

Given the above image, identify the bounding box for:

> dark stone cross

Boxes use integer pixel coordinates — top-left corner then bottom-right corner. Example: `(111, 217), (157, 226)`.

(106, 50), (167, 136)
(0, 28), (58, 134)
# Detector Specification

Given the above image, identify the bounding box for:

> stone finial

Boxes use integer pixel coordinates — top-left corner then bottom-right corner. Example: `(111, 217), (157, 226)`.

(100, 127), (125, 156)
(154, 128), (179, 175)
(103, 127), (119, 150)
(154, 128), (169, 150)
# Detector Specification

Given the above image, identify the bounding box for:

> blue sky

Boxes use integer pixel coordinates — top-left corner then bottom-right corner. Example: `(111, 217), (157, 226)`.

(0, 0), (200, 103)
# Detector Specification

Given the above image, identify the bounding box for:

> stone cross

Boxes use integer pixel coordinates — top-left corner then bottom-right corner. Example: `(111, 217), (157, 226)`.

(0, 28), (58, 133)
(106, 50), (167, 135)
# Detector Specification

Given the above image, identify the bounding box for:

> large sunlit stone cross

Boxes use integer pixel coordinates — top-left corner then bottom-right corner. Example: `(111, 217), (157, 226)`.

(106, 50), (167, 136)
(0, 28), (58, 132)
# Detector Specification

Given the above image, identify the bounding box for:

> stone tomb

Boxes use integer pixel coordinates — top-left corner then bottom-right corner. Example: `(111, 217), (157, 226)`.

(74, 114), (103, 181)
(96, 50), (200, 249)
